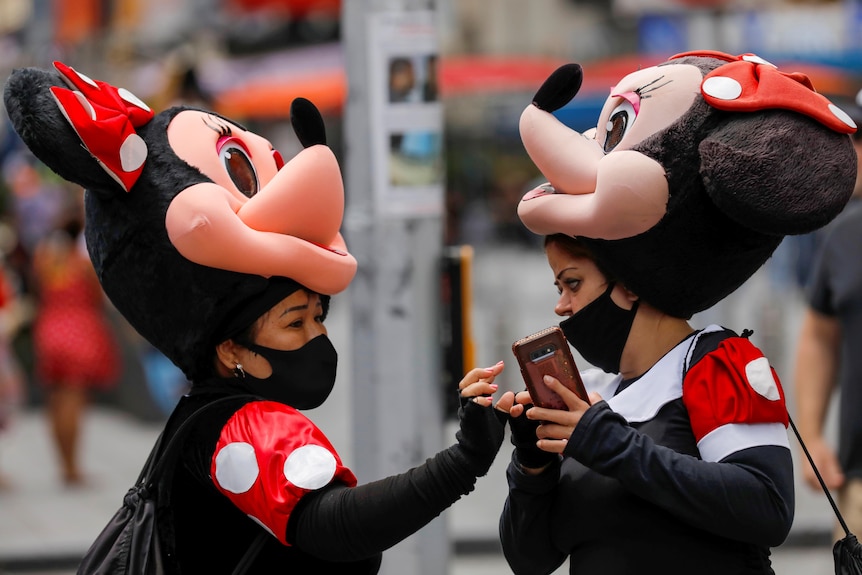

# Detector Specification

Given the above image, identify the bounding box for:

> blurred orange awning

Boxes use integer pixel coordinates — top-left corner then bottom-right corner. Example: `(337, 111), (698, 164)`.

(216, 70), (346, 118)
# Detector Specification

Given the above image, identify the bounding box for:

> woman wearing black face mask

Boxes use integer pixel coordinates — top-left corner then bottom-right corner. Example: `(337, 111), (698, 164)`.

(496, 234), (795, 575)
(4, 61), (508, 575)
(158, 276), (508, 574)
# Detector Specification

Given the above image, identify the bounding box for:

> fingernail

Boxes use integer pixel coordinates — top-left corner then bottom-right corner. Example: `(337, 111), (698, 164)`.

(543, 375), (553, 383)
(490, 384), (498, 389)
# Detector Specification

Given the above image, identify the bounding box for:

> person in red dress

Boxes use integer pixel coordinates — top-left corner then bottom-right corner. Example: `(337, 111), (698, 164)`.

(30, 191), (120, 486)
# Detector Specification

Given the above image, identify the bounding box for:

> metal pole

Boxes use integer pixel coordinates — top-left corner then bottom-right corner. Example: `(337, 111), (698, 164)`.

(342, 2), (447, 575)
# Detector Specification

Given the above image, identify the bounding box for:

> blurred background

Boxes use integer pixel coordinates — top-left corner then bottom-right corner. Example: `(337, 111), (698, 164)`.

(0, 0), (858, 426)
(0, 0), (860, 573)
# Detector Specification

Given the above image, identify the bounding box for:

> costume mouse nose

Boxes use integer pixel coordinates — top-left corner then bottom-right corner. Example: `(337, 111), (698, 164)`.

(532, 63), (583, 113)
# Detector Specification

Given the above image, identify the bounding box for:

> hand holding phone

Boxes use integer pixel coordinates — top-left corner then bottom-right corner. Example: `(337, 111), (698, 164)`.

(512, 326), (590, 410)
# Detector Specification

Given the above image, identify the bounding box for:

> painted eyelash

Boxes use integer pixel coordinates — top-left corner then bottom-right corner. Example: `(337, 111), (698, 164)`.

(635, 76), (672, 100)
(202, 115), (233, 137)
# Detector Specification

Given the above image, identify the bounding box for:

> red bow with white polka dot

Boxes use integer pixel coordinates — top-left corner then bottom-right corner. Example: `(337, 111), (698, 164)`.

(671, 50), (858, 135)
(49, 61), (154, 192)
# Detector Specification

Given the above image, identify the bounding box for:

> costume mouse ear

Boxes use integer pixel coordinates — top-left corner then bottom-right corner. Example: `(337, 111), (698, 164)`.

(700, 110), (855, 235)
(290, 97), (326, 147)
(3, 63), (152, 197)
(49, 62), (153, 191)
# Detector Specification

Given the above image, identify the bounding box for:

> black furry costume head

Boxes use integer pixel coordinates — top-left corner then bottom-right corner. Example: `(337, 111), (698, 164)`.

(518, 51), (857, 318)
(4, 63), (355, 379)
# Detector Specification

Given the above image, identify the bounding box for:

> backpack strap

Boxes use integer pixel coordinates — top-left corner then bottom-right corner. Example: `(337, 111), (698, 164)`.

(141, 393), (268, 574)
(141, 394), (259, 487)
(681, 325), (743, 378)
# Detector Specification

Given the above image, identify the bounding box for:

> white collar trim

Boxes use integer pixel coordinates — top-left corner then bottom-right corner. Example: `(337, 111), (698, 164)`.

(606, 324), (724, 423)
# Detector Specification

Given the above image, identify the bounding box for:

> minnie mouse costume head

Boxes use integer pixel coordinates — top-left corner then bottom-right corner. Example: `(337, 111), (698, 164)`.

(3, 62), (356, 379)
(518, 50), (858, 318)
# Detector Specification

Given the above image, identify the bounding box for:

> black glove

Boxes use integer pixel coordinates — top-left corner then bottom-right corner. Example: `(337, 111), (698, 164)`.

(509, 407), (557, 470)
(454, 395), (508, 477)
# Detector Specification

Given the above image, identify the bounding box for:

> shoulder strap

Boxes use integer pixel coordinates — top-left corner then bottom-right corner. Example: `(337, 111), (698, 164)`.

(788, 418), (852, 538)
(140, 393), (268, 574)
(682, 326), (740, 377)
(141, 394), (259, 487)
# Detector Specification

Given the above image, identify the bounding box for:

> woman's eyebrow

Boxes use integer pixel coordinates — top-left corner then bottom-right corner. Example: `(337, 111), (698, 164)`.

(279, 304), (308, 317)
(556, 267), (579, 281)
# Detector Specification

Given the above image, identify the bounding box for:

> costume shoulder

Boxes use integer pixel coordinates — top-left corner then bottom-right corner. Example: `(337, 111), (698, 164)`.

(210, 400), (356, 545)
(683, 331), (789, 462)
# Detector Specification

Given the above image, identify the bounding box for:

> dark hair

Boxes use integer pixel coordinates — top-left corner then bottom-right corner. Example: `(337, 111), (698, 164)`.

(543, 234), (617, 282)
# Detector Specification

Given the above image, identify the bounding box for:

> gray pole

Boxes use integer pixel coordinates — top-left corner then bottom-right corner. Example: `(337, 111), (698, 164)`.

(342, 2), (448, 575)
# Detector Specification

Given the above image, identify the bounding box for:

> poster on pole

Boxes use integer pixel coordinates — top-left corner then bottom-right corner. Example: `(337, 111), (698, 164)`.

(368, 10), (443, 218)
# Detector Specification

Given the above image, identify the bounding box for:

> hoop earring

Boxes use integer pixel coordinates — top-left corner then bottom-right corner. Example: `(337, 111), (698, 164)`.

(233, 363), (245, 379)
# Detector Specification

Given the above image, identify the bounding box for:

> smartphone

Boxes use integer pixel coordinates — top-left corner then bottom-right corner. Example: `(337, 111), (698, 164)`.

(512, 326), (590, 409)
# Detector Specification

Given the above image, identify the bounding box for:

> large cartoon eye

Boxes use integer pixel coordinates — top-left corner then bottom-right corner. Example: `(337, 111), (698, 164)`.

(218, 137), (259, 197)
(603, 99), (636, 153)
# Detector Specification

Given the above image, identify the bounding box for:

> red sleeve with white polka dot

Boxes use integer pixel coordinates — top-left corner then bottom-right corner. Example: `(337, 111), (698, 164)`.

(683, 337), (790, 463)
(210, 400), (357, 545)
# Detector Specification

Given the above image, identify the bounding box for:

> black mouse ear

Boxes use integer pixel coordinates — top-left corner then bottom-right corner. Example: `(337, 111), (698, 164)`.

(532, 63), (583, 113)
(700, 111), (856, 235)
(290, 97), (326, 147)
(4, 66), (125, 198)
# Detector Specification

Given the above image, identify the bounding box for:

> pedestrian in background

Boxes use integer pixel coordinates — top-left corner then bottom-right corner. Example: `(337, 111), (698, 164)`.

(793, 93), (862, 540)
(0, 255), (24, 490)
(30, 189), (121, 487)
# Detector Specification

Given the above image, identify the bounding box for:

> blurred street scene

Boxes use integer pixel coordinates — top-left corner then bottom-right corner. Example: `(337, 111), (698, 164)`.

(0, 254), (846, 574)
(1, 0), (861, 573)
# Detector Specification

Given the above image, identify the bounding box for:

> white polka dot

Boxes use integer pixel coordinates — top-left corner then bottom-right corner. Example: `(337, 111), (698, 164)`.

(829, 103), (857, 130)
(73, 69), (99, 88)
(214, 442), (259, 493)
(742, 54), (776, 68)
(119, 134), (147, 172)
(72, 91), (96, 121)
(283, 445), (337, 490)
(118, 88), (151, 112)
(703, 76), (743, 101)
(745, 357), (780, 401)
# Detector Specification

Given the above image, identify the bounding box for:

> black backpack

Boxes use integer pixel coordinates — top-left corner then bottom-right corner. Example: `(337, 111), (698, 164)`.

(76, 395), (266, 574)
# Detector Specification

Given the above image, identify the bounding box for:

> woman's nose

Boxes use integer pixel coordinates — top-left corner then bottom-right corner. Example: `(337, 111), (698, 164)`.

(308, 321), (327, 339)
(554, 294), (572, 317)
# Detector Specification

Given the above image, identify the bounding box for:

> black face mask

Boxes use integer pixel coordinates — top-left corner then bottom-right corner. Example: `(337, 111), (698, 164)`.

(238, 334), (338, 410)
(559, 283), (639, 374)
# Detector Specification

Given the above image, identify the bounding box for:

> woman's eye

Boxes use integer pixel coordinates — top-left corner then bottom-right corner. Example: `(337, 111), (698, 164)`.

(603, 100), (636, 153)
(219, 142), (259, 197)
(564, 279), (581, 292)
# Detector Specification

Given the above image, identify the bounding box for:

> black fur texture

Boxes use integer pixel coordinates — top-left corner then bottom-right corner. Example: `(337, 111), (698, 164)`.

(579, 55), (856, 318)
(4, 66), (275, 379)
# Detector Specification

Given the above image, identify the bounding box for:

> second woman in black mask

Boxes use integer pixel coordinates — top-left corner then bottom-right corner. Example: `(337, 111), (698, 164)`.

(495, 233), (795, 575)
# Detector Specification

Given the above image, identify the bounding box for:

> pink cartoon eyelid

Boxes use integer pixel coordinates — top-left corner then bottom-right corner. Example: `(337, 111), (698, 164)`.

(610, 91), (641, 115)
(216, 135), (251, 155)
